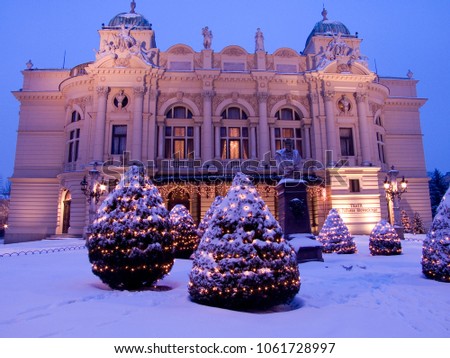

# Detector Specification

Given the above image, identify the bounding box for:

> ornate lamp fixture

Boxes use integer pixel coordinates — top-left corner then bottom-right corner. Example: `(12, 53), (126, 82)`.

(383, 166), (408, 239)
(80, 162), (107, 237)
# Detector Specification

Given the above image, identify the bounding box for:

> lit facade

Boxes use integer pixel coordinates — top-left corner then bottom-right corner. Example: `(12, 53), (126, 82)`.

(5, 5), (432, 243)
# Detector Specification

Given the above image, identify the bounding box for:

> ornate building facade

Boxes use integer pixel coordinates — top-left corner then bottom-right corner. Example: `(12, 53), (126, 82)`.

(5, 4), (431, 243)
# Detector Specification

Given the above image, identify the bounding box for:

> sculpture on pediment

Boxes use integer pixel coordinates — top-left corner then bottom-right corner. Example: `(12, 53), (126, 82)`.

(202, 26), (213, 50)
(255, 28), (265, 52)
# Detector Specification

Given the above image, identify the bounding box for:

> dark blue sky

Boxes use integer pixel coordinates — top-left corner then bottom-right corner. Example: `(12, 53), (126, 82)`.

(1, 0), (449, 180)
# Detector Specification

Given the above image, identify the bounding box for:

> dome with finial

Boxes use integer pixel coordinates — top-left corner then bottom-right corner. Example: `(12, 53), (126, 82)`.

(106, 1), (152, 30)
(305, 7), (352, 48)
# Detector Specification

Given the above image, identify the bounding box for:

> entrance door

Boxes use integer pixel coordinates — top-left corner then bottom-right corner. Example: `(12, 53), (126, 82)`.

(62, 191), (71, 233)
(168, 190), (190, 212)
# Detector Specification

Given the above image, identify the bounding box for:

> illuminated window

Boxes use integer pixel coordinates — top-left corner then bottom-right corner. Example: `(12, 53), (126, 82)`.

(67, 129), (80, 163)
(111, 125), (127, 155)
(220, 127), (249, 160)
(274, 127), (303, 157)
(274, 107), (303, 156)
(165, 126), (194, 159)
(340, 128), (355, 156)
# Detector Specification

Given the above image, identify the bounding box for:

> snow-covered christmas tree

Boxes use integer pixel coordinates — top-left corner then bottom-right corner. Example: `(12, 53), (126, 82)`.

(413, 212), (426, 234)
(421, 187), (450, 282)
(369, 219), (402, 256)
(169, 204), (199, 258)
(189, 172), (300, 309)
(401, 209), (412, 234)
(197, 196), (223, 238)
(317, 208), (357, 254)
(87, 166), (174, 290)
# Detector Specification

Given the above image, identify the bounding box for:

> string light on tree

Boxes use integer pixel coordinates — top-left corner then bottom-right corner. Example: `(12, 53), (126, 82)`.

(86, 166), (174, 290)
(421, 187), (450, 283)
(169, 204), (200, 258)
(401, 209), (412, 234)
(197, 196), (223, 239)
(317, 208), (357, 254)
(413, 212), (426, 234)
(369, 219), (402, 256)
(189, 172), (300, 309)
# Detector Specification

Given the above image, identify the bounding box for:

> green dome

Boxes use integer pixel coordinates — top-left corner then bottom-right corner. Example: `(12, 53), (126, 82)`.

(106, 2), (151, 30)
(107, 12), (152, 29)
(305, 8), (352, 48)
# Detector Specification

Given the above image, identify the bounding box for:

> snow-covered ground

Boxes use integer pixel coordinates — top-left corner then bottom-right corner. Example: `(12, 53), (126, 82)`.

(0, 235), (448, 338)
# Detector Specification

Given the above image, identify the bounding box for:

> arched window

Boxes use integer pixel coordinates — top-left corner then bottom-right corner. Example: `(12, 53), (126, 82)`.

(375, 116), (382, 127)
(221, 106), (248, 120)
(166, 106), (193, 119)
(220, 106), (249, 160)
(275, 108), (302, 121)
(71, 111), (81, 123)
(274, 107), (303, 156)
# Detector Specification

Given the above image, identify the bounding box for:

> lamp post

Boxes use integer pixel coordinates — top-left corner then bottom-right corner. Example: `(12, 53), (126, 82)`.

(383, 166), (408, 239)
(80, 162), (107, 238)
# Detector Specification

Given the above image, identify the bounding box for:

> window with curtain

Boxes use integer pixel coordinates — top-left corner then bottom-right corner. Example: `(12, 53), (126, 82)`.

(165, 126), (194, 159)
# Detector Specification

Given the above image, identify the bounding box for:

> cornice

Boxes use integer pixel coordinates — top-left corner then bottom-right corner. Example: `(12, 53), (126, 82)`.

(13, 91), (63, 101)
(385, 97), (427, 108)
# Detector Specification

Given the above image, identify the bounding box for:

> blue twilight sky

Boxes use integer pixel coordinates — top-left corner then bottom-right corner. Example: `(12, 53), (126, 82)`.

(1, 0), (449, 181)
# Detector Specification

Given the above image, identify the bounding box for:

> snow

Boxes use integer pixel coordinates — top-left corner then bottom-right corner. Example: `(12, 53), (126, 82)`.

(0, 235), (448, 338)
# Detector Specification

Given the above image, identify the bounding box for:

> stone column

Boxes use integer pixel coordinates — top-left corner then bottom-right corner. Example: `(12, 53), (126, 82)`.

(214, 125), (221, 159)
(157, 116), (165, 159)
(202, 90), (214, 161)
(147, 89), (158, 164)
(132, 87), (145, 162)
(355, 92), (371, 166)
(302, 119), (312, 159)
(323, 91), (337, 165)
(93, 86), (109, 162)
(250, 124), (257, 159)
(270, 126), (276, 156)
(194, 123), (201, 160)
(257, 92), (270, 160)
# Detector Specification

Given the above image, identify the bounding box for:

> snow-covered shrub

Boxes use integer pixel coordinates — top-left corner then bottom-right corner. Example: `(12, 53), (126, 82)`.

(369, 219), (402, 256)
(422, 187), (450, 282)
(169, 204), (199, 258)
(197, 196), (223, 238)
(317, 208), (357, 254)
(87, 166), (174, 290)
(189, 172), (300, 309)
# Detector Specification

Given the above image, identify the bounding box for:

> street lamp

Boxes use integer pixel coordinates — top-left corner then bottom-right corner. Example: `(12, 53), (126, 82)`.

(80, 162), (107, 237)
(383, 166), (408, 239)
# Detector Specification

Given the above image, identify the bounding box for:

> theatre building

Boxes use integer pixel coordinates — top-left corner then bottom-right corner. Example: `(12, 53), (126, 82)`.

(5, 3), (432, 243)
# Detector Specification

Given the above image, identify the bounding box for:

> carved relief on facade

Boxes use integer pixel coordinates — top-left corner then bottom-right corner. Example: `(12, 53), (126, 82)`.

(222, 47), (247, 56)
(337, 94), (352, 115)
(369, 102), (383, 115)
(274, 49), (298, 58)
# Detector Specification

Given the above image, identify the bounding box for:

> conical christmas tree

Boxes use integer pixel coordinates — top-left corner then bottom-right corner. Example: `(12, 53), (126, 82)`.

(197, 196), (223, 238)
(413, 212), (426, 234)
(401, 209), (412, 234)
(169, 204), (199, 258)
(421, 187), (450, 282)
(87, 166), (174, 290)
(189, 173), (300, 309)
(369, 219), (402, 256)
(318, 208), (357, 254)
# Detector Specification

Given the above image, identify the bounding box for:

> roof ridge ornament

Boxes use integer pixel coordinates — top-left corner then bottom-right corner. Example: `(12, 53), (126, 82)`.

(321, 6), (328, 21)
(130, 0), (136, 14)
